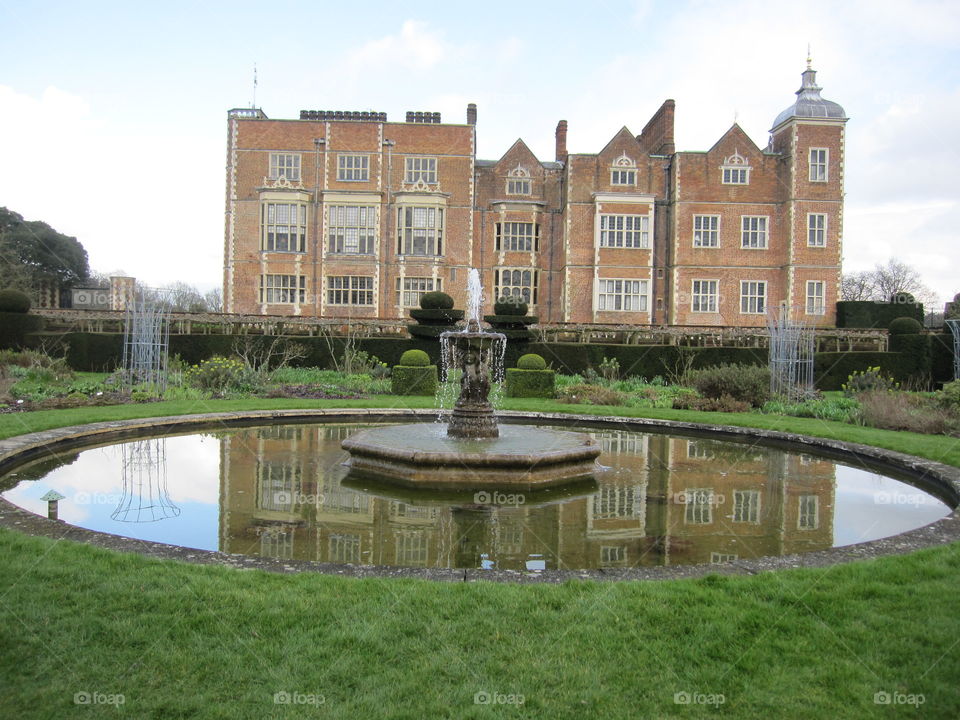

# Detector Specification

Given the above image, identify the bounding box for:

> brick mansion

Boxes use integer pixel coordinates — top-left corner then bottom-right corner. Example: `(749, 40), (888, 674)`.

(223, 61), (846, 327)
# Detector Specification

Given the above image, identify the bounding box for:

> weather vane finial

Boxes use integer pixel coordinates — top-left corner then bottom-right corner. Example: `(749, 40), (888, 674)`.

(806, 44), (812, 69)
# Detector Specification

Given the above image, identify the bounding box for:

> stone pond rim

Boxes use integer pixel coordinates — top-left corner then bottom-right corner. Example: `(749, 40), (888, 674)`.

(1, 408), (959, 582)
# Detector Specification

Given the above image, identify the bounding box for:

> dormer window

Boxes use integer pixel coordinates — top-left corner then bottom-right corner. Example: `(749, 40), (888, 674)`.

(610, 153), (637, 186)
(721, 152), (750, 185)
(506, 165), (531, 195)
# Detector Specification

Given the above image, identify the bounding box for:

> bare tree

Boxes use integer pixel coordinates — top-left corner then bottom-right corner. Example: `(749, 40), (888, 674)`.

(203, 287), (223, 313)
(840, 271), (877, 301)
(841, 259), (940, 307)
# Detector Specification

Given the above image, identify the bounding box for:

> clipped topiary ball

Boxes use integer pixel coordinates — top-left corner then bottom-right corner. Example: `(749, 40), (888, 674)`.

(420, 291), (454, 310)
(517, 353), (546, 370)
(0, 289), (31, 314)
(494, 296), (528, 316)
(399, 349), (431, 366)
(888, 316), (922, 335)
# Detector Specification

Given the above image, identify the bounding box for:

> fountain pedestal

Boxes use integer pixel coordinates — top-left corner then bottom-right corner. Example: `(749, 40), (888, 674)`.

(341, 267), (602, 491)
(445, 330), (502, 439)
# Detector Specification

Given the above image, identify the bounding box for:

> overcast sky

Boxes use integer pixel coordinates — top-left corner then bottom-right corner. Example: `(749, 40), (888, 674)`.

(1, 0), (957, 303)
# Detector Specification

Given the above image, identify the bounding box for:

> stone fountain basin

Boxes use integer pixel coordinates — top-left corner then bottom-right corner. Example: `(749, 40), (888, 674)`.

(341, 424), (602, 490)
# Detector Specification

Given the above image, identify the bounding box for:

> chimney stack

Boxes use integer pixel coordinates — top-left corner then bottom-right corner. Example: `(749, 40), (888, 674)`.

(467, 103), (477, 125)
(555, 120), (568, 162)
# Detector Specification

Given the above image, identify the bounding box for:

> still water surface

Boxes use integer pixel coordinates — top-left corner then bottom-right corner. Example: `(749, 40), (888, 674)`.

(1, 423), (951, 572)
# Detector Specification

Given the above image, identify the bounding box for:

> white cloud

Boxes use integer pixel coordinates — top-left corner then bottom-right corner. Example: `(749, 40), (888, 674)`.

(349, 20), (447, 71)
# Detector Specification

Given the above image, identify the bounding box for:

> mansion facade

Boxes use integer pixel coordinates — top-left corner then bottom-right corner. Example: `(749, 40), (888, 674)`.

(223, 62), (846, 327)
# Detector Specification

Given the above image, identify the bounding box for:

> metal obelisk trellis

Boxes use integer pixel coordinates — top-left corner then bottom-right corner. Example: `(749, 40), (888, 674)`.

(767, 305), (815, 401)
(111, 438), (181, 523)
(121, 291), (170, 393)
(946, 319), (960, 381)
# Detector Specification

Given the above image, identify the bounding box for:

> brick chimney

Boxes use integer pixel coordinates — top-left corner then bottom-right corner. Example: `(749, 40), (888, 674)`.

(466, 103), (477, 125)
(555, 120), (568, 162)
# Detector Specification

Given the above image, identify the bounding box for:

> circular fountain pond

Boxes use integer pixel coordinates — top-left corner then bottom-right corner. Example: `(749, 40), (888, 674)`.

(1, 420), (954, 573)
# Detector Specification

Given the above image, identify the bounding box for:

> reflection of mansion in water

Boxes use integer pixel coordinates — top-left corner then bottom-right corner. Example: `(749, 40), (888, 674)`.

(219, 425), (835, 570)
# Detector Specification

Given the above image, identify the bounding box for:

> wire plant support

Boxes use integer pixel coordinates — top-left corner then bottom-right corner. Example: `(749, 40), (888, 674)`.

(120, 290), (171, 394)
(111, 439), (181, 523)
(946, 319), (960, 381)
(767, 304), (815, 401)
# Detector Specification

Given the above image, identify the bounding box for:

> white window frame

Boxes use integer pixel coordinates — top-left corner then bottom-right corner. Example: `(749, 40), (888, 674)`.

(494, 268), (538, 305)
(496, 222), (538, 252)
(593, 485), (642, 519)
(395, 531), (428, 566)
(396, 277), (441, 308)
(610, 153), (637, 186)
(684, 488), (714, 524)
(260, 274), (305, 304)
(599, 214), (649, 249)
(733, 490), (760, 523)
(693, 214), (720, 248)
(397, 206), (443, 256)
(807, 213), (827, 247)
(721, 152), (750, 185)
(809, 148), (828, 182)
(326, 276), (374, 306)
(740, 280), (766, 314)
(261, 202), (307, 252)
(507, 178), (530, 195)
(269, 153), (301, 181)
(798, 495), (819, 530)
(328, 534), (361, 564)
(337, 154), (369, 181)
(600, 546), (627, 565)
(596, 278), (648, 312)
(691, 279), (719, 313)
(327, 205), (376, 255)
(506, 165), (531, 195)
(806, 280), (826, 315)
(741, 216), (768, 249)
(404, 156), (437, 184)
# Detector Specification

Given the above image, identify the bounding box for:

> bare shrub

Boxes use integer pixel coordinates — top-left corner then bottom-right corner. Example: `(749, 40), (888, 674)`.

(557, 383), (626, 406)
(856, 391), (957, 435)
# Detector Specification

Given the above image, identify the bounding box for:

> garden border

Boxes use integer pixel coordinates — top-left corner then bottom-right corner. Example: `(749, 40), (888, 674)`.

(1, 408), (958, 583)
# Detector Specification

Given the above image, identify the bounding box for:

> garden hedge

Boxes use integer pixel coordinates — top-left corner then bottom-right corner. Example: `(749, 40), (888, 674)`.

(888, 334), (932, 384)
(836, 300), (924, 328)
(0, 313), (43, 350)
(813, 351), (913, 391)
(505, 368), (555, 398)
(523, 343), (768, 378)
(391, 365), (438, 396)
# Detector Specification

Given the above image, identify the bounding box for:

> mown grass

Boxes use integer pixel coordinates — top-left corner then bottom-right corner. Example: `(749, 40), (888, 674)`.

(1, 529), (958, 718)
(2, 399), (960, 718)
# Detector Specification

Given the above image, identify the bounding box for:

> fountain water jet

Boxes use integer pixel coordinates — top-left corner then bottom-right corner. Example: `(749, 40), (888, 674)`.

(341, 269), (601, 490)
(441, 269), (505, 439)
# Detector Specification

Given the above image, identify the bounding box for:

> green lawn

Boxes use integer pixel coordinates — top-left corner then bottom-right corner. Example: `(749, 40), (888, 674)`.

(1, 399), (959, 718)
